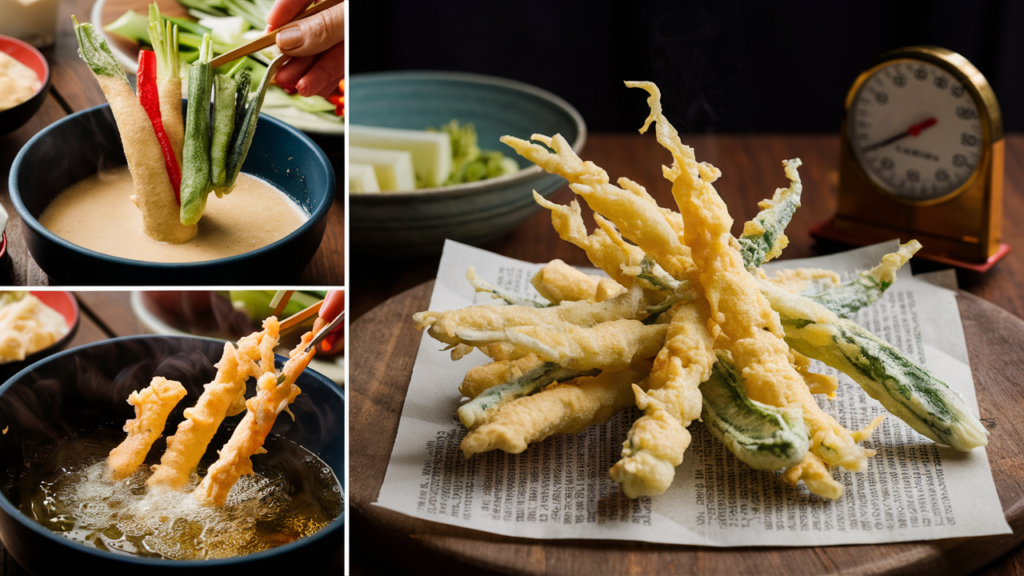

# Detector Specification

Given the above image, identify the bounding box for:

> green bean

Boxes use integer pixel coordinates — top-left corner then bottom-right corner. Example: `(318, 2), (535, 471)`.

(456, 363), (599, 429)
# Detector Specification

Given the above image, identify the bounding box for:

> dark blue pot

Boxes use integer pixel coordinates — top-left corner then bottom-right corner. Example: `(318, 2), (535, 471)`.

(9, 103), (335, 285)
(0, 336), (345, 574)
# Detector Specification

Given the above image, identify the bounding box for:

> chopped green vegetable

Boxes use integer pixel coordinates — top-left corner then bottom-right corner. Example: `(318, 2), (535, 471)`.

(76, 17), (127, 78)
(429, 120), (521, 185)
(103, 9), (152, 44)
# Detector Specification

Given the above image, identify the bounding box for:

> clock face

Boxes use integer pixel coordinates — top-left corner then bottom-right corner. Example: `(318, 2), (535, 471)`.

(848, 59), (983, 203)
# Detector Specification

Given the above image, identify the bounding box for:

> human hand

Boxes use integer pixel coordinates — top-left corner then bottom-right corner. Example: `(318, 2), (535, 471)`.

(266, 0), (345, 99)
(312, 289), (344, 354)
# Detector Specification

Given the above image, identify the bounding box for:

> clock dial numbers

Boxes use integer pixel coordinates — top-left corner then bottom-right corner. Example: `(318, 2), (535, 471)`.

(848, 60), (982, 202)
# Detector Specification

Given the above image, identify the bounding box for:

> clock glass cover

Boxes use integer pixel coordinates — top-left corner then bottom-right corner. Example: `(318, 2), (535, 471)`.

(848, 59), (982, 203)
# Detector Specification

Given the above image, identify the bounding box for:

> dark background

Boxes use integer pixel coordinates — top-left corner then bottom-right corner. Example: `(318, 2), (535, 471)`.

(351, 0), (1024, 133)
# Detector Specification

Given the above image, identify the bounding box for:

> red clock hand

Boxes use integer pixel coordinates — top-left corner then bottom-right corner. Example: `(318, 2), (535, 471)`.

(861, 117), (937, 153)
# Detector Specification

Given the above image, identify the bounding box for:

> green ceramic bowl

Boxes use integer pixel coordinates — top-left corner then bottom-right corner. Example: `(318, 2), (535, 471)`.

(348, 71), (586, 256)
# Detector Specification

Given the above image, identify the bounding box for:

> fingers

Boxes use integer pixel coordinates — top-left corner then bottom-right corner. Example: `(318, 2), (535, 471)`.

(265, 0), (315, 30)
(275, 4), (345, 58)
(295, 41), (345, 97)
(320, 289), (345, 322)
(273, 55), (318, 91)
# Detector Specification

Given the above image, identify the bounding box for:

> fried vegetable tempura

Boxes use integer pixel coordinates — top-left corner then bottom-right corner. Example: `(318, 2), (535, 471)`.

(413, 78), (983, 502)
(461, 361), (653, 457)
(193, 331), (315, 506)
(609, 301), (715, 497)
(532, 259), (625, 303)
(148, 318), (280, 490)
(107, 377), (188, 481)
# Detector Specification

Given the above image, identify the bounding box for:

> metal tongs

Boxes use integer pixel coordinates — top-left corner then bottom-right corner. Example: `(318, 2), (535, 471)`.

(274, 291), (343, 353)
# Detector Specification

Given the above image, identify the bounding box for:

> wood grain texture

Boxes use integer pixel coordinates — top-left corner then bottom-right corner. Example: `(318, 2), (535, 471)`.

(349, 281), (1024, 576)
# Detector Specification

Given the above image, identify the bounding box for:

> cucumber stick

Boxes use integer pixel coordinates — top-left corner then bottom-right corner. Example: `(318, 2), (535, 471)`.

(700, 350), (810, 470)
(180, 34), (214, 226)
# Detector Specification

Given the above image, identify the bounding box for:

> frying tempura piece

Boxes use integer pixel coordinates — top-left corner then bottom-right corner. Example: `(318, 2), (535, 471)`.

(148, 319), (280, 490)
(629, 80), (875, 474)
(193, 332), (315, 506)
(107, 377), (187, 481)
(460, 355), (545, 398)
(609, 301), (715, 497)
(455, 320), (668, 372)
(531, 259), (625, 304)
(461, 361), (653, 457)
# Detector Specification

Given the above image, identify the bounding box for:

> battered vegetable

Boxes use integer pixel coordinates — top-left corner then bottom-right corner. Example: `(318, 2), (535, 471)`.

(194, 331), (316, 506)
(72, 18), (197, 244)
(149, 319), (279, 490)
(107, 377), (188, 481)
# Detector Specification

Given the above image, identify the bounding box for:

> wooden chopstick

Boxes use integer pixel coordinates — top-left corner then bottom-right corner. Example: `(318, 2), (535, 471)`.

(208, 0), (344, 69)
(279, 299), (323, 332)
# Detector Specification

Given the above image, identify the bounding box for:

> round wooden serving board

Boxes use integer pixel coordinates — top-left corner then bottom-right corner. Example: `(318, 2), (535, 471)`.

(350, 281), (1024, 576)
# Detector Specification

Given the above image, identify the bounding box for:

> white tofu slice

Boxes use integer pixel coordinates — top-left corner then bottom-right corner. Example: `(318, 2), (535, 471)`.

(348, 163), (380, 194)
(350, 125), (452, 188)
(349, 146), (416, 192)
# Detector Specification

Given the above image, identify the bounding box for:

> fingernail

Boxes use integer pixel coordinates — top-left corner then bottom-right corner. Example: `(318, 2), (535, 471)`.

(296, 80), (309, 96)
(277, 28), (303, 51)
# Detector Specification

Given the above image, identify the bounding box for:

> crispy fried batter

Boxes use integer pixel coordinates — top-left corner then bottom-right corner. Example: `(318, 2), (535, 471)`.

(148, 318), (280, 490)
(532, 259), (626, 303)
(193, 331), (314, 506)
(460, 355), (545, 398)
(107, 377), (187, 481)
(629, 80), (873, 475)
(461, 361), (653, 457)
(456, 320), (667, 372)
(609, 300), (716, 497)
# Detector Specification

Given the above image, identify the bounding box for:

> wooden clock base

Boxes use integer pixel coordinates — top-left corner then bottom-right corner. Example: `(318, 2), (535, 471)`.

(810, 217), (1011, 273)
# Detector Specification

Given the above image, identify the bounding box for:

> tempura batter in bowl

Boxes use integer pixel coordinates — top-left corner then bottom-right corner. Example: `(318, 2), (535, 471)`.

(39, 167), (307, 263)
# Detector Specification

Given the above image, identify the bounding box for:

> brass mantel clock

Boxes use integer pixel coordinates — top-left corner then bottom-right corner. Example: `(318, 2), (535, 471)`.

(813, 46), (1008, 271)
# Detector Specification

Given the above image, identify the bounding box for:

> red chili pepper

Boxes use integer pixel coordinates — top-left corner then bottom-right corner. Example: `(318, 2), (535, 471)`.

(138, 49), (182, 205)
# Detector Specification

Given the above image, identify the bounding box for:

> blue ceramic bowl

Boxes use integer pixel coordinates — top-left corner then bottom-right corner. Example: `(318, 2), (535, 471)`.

(0, 335), (345, 574)
(349, 71), (586, 256)
(9, 103), (335, 284)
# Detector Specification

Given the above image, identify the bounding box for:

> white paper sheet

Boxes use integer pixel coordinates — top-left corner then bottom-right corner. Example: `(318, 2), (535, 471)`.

(374, 240), (1010, 546)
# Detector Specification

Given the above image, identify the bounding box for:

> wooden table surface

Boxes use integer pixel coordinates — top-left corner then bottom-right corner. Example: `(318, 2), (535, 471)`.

(350, 132), (1024, 575)
(0, 0), (346, 286)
